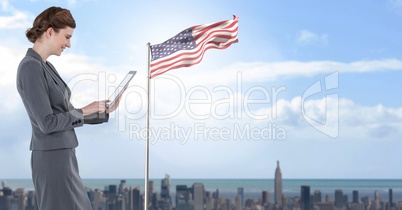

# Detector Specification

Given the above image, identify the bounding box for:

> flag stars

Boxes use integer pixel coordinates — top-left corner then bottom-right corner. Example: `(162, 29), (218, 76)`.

(150, 27), (196, 61)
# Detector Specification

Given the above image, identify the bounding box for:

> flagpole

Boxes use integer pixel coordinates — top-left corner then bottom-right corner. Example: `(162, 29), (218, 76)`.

(144, 42), (151, 210)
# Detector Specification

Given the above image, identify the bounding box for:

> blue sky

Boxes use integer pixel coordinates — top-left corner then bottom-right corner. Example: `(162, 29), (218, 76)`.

(1, 0), (402, 179)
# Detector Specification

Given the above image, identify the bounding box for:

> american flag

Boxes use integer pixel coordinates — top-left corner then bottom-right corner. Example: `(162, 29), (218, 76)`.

(150, 15), (238, 78)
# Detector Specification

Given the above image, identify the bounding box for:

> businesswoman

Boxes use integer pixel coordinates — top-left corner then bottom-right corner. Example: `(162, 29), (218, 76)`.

(17, 6), (122, 210)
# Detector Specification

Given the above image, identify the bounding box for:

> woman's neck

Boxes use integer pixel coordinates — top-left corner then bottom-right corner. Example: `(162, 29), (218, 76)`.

(32, 43), (50, 62)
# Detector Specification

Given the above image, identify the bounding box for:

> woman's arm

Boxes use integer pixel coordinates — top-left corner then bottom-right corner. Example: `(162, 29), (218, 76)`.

(18, 59), (86, 133)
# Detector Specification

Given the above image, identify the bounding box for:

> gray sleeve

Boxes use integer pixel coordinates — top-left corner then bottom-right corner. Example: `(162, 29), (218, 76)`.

(18, 59), (85, 134)
(83, 111), (109, 124)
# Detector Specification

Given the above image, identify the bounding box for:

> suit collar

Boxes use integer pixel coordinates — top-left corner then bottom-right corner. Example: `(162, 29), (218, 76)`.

(26, 48), (44, 63)
(26, 48), (72, 104)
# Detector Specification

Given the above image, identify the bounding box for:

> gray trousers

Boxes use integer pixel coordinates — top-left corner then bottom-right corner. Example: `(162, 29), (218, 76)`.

(31, 149), (92, 210)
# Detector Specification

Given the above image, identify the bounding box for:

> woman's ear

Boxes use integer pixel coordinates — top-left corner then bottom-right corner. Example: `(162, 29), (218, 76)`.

(45, 27), (53, 38)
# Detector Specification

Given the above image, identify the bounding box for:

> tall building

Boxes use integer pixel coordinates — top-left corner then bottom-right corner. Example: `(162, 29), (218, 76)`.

(119, 180), (126, 195)
(313, 190), (321, 203)
(374, 190), (380, 208)
(374, 190), (380, 201)
(26, 191), (36, 210)
(176, 185), (191, 210)
(274, 160), (283, 207)
(193, 183), (205, 210)
(235, 195), (242, 210)
(107, 184), (118, 209)
(335, 189), (344, 208)
(282, 194), (288, 210)
(14, 188), (26, 210)
(300, 186), (311, 210)
(262, 191), (269, 205)
(149, 180), (154, 207)
(131, 187), (141, 210)
(159, 175), (172, 210)
(237, 187), (244, 207)
(353, 190), (359, 204)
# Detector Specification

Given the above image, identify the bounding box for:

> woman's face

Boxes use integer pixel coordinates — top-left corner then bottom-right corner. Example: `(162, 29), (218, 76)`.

(50, 27), (74, 56)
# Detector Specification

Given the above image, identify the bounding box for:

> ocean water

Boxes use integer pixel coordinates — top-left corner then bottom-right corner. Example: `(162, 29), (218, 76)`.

(2, 179), (402, 202)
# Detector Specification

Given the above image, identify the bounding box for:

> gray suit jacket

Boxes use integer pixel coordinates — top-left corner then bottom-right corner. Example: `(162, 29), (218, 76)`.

(17, 48), (108, 151)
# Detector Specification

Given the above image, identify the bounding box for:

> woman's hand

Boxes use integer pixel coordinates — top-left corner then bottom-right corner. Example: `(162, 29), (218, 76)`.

(81, 100), (110, 116)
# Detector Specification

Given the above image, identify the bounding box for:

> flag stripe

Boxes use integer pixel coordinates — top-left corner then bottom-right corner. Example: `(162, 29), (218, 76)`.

(194, 20), (238, 44)
(150, 36), (238, 78)
(150, 15), (238, 78)
(150, 27), (238, 69)
(150, 32), (238, 72)
(151, 41), (236, 78)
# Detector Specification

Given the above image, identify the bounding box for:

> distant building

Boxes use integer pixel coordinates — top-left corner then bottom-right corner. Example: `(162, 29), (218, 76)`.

(131, 187), (141, 210)
(176, 185), (191, 210)
(335, 189), (344, 209)
(275, 160), (283, 207)
(193, 183), (204, 210)
(282, 194), (288, 210)
(148, 180), (154, 208)
(119, 180), (126, 195)
(159, 175), (172, 210)
(300, 186), (311, 210)
(353, 190), (359, 204)
(237, 187), (244, 207)
(262, 191), (270, 205)
(313, 190), (322, 203)
(236, 194), (243, 210)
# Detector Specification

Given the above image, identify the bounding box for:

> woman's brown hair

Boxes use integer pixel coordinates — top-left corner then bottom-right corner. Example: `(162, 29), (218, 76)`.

(26, 6), (76, 43)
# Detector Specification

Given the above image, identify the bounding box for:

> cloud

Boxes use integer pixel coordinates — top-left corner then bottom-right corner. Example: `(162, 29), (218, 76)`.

(387, 0), (402, 14)
(296, 30), (328, 46)
(1, 0), (11, 11)
(140, 58), (402, 94)
(389, 0), (402, 9)
(0, 11), (31, 29)
(0, 0), (32, 29)
(204, 59), (402, 84)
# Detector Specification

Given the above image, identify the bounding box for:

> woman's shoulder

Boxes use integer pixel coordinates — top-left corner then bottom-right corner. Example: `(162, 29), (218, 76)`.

(17, 56), (46, 87)
(18, 54), (43, 74)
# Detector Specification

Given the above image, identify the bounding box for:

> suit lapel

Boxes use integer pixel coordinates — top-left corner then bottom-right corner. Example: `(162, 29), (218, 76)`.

(42, 62), (71, 106)
(25, 48), (72, 108)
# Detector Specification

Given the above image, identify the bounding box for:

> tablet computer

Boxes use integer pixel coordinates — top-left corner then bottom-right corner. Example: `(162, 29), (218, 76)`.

(106, 71), (137, 108)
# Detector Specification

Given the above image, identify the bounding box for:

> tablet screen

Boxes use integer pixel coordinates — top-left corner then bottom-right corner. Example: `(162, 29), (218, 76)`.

(106, 71), (137, 108)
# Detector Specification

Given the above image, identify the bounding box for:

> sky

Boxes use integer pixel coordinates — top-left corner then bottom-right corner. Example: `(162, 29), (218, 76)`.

(1, 0), (402, 180)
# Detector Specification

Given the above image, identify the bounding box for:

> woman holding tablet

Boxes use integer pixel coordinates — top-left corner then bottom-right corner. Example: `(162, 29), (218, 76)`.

(17, 6), (123, 209)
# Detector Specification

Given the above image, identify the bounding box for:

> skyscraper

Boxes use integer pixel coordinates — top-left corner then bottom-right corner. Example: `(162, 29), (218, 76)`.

(148, 181), (155, 209)
(160, 175), (172, 210)
(389, 189), (393, 208)
(193, 183), (205, 210)
(274, 160), (283, 207)
(300, 186), (311, 210)
(262, 191), (269, 205)
(176, 185), (191, 210)
(313, 190), (321, 203)
(132, 187), (141, 210)
(235, 195), (242, 210)
(237, 187), (244, 207)
(335, 189), (344, 208)
(119, 179), (126, 195)
(353, 190), (359, 204)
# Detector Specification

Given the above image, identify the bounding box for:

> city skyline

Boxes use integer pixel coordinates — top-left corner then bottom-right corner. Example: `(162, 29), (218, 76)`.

(1, 177), (400, 210)
(1, 0), (402, 179)
(1, 161), (401, 210)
